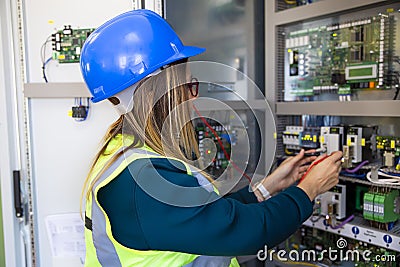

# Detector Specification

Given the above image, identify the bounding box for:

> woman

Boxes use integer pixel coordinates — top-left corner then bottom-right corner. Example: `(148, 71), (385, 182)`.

(80, 9), (342, 267)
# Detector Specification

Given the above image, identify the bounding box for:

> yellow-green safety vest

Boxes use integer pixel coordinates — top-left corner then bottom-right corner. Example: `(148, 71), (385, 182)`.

(84, 135), (240, 267)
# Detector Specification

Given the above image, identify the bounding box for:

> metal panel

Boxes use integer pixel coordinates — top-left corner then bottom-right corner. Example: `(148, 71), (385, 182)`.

(24, 83), (91, 98)
(0, 2), (29, 267)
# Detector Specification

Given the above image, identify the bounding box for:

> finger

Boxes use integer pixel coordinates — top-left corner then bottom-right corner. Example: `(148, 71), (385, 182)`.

(304, 149), (316, 155)
(281, 156), (293, 164)
(299, 165), (309, 173)
(299, 156), (317, 166)
(312, 153), (327, 163)
(328, 151), (343, 162)
(291, 149), (306, 163)
(334, 159), (342, 167)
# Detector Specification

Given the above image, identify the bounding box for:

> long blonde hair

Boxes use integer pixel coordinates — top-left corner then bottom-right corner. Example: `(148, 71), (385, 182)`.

(80, 61), (208, 213)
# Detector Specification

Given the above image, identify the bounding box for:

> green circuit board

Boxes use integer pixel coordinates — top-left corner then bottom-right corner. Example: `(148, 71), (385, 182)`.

(284, 11), (397, 100)
(52, 26), (94, 63)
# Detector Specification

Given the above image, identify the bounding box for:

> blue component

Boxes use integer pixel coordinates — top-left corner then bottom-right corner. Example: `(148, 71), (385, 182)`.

(339, 171), (366, 179)
(383, 235), (393, 244)
(80, 9), (205, 103)
(220, 133), (231, 144)
(351, 226), (360, 235)
(388, 222), (395, 231)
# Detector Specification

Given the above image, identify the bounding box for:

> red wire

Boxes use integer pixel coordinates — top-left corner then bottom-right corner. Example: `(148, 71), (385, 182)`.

(298, 154), (330, 184)
(193, 105), (252, 182)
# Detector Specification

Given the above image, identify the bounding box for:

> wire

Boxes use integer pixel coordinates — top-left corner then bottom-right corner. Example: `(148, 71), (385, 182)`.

(329, 214), (355, 229)
(366, 171), (400, 185)
(339, 171), (366, 179)
(41, 35), (53, 82)
(193, 105), (252, 182)
(298, 154), (330, 184)
(42, 57), (53, 83)
(344, 160), (369, 173)
(310, 214), (322, 223)
(379, 169), (400, 177)
(285, 148), (295, 155)
(393, 86), (399, 100)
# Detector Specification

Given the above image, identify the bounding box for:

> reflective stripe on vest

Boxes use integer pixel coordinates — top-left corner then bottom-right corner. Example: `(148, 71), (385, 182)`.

(85, 142), (239, 267)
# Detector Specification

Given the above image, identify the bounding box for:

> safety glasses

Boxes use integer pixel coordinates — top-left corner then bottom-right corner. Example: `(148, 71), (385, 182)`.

(186, 77), (199, 97)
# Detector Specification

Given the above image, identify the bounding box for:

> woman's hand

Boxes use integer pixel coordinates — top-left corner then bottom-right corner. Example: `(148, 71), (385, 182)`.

(253, 149), (316, 201)
(269, 149), (317, 190)
(297, 151), (343, 201)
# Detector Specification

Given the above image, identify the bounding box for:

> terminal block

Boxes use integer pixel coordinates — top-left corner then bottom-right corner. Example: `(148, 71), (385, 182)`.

(363, 190), (400, 223)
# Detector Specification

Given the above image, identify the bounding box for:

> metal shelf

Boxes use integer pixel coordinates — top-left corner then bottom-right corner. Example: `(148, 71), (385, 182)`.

(24, 83), (90, 98)
(276, 101), (400, 117)
(303, 215), (400, 252)
(272, 0), (388, 25)
(23, 83), (270, 113)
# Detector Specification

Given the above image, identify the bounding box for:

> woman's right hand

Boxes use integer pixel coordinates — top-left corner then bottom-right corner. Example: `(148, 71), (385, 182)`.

(297, 151), (343, 201)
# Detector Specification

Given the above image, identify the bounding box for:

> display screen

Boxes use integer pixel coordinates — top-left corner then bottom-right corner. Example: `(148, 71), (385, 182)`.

(348, 67), (373, 77)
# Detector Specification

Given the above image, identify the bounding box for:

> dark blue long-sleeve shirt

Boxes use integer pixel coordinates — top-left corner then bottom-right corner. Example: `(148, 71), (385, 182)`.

(97, 158), (312, 256)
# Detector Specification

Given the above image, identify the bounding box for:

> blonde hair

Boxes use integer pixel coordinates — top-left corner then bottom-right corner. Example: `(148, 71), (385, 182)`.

(80, 62), (209, 214)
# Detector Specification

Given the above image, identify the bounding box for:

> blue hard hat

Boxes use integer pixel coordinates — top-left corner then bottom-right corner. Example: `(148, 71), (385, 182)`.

(80, 9), (205, 103)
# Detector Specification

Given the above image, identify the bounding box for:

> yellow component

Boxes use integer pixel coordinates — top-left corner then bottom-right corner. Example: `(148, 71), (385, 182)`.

(387, 8), (395, 13)
(285, 148), (294, 155)
(391, 140), (395, 149)
(361, 138), (366, 146)
(377, 145), (384, 149)
(284, 0), (297, 5)
(332, 33), (338, 37)
(320, 136), (325, 143)
(273, 132), (277, 139)
(313, 135), (317, 143)
(68, 110), (73, 117)
(58, 54), (65, 60)
(48, 19), (55, 24)
(369, 81), (375, 88)
(288, 49), (292, 53)
(347, 138), (352, 146)
(396, 164), (400, 171)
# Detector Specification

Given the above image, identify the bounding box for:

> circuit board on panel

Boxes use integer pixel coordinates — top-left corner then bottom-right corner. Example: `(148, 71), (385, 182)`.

(284, 9), (399, 101)
(52, 26), (94, 63)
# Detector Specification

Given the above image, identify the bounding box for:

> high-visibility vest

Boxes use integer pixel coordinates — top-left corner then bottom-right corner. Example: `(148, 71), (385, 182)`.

(84, 135), (240, 267)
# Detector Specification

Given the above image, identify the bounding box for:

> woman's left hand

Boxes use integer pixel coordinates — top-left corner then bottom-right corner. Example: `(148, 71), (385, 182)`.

(270, 149), (317, 190)
(253, 149), (317, 201)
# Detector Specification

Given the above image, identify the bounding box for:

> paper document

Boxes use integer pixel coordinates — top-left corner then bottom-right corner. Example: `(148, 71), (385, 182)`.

(45, 213), (85, 260)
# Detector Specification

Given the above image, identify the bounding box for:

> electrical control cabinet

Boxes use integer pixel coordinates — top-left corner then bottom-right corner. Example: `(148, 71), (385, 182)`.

(268, 1), (400, 266)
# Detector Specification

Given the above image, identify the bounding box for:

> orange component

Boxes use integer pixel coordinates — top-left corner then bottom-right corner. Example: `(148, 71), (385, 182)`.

(369, 81), (375, 88)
